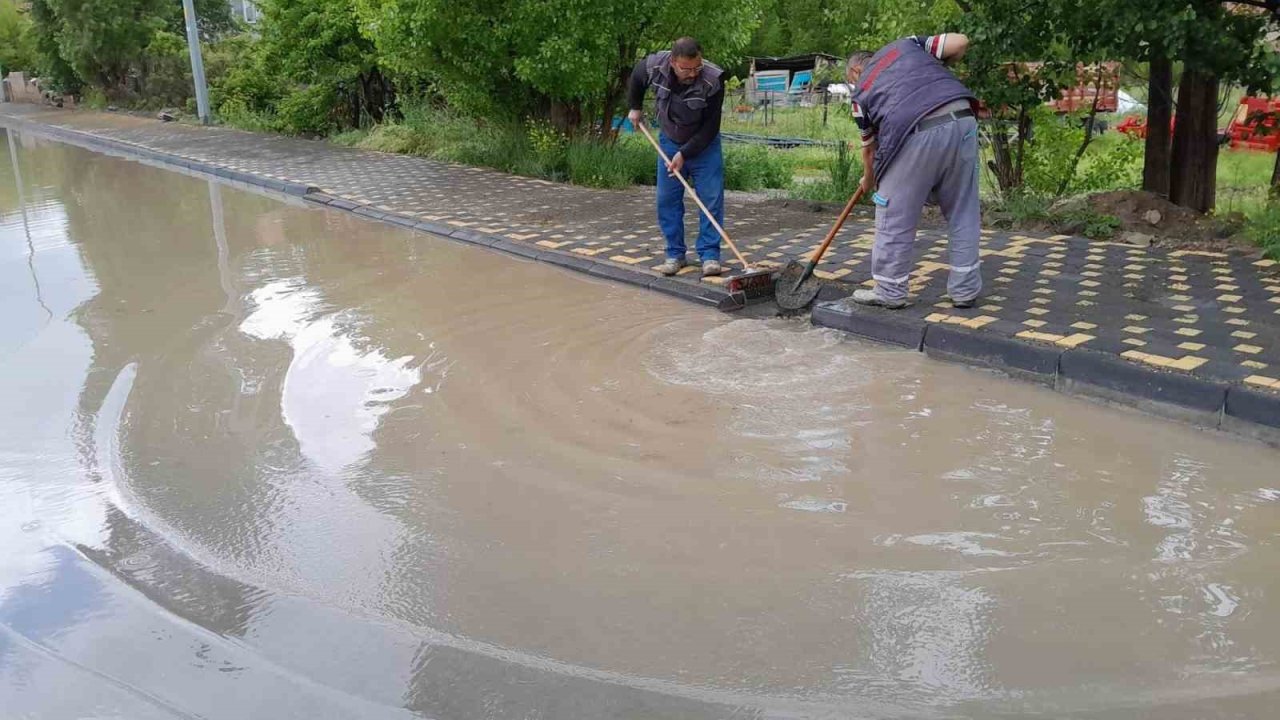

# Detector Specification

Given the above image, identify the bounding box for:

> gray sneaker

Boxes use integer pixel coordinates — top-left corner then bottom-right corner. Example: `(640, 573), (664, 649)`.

(852, 288), (911, 309)
(701, 259), (723, 277)
(657, 257), (688, 276)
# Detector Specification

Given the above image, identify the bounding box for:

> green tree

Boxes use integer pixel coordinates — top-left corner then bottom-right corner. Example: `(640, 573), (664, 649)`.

(745, 0), (960, 59)
(41, 0), (166, 91)
(355, 0), (764, 133)
(1084, 0), (1277, 211)
(256, 0), (392, 130)
(0, 0), (37, 73)
(26, 0), (80, 92)
(958, 0), (1278, 210)
(957, 0), (1079, 194)
(744, 0), (845, 58)
(831, 0), (961, 52)
(26, 0), (234, 98)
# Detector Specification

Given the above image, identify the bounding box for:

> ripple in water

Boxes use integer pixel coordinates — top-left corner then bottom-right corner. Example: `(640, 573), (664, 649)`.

(645, 319), (885, 487)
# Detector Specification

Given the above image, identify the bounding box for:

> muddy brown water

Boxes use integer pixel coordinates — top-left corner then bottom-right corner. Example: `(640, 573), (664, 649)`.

(3, 128), (1280, 719)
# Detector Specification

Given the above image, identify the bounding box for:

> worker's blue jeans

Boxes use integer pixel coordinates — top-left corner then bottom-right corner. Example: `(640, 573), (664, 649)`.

(656, 134), (724, 262)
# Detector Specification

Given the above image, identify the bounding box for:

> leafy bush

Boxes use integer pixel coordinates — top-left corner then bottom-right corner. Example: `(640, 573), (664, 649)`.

(526, 120), (569, 177)
(137, 30), (191, 109)
(216, 98), (279, 133)
(273, 85), (341, 136)
(0, 0), (37, 72)
(1076, 136), (1142, 194)
(724, 144), (792, 192)
(788, 142), (861, 202)
(1023, 108), (1142, 197)
(1247, 203), (1280, 260)
(985, 192), (1052, 227)
(566, 136), (655, 188)
(212, 40), (285, 124)
(80, 86), (109, 110)
(986, 192), (1120, 240)
(1062, 208), (1122, 240)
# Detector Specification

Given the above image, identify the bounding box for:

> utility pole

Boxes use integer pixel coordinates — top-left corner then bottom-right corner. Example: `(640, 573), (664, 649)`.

(181, 0), (211, 124)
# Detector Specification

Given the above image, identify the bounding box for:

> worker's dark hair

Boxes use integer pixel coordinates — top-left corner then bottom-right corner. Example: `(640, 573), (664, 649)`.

(672, 37), (703, 59)
(846, 51), (874, 73)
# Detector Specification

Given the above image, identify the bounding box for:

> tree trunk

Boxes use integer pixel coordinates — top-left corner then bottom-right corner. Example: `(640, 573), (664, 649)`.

(1059, 85), (1103, 197)
(549, 100), (582, 133)
(1170, 68), (1219, 212)
(1272, 148), (1280, 199)
(1142, 52), (1173, 197)
(598, 70), (628, 140)
(599, 40), (639, 140)
(986, 122), (1016, 195)
(986, 109), (1029, 196)
(1013, 105), (1030, 190)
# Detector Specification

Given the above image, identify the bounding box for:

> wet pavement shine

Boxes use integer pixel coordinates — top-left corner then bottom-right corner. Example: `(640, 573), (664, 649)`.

(4, 129), (1280, 719)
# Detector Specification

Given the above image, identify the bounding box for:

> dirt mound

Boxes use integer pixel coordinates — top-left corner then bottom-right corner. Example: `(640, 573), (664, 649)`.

(1083, 190), (1243, 245)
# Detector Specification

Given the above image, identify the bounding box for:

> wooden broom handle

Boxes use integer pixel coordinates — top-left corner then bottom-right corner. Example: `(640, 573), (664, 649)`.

(636, 122), (752, 269)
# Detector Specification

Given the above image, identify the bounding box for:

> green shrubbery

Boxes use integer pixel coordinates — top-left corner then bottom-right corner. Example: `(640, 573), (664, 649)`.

(343, 101), (792, 192)
(1246, 203), (1280, 260)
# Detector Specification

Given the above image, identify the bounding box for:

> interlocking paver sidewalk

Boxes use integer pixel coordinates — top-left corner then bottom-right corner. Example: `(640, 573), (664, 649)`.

(3, 104), (1278, 431)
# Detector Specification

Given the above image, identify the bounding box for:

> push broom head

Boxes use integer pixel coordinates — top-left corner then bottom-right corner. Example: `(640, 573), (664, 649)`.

(727, 268), (777, 302)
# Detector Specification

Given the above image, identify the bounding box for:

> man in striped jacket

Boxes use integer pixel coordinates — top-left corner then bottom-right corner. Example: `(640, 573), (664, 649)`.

(846, 33), (981, 309)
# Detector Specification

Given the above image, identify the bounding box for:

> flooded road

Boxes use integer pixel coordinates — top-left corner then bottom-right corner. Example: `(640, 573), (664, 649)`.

(3, 128), (1280, 719)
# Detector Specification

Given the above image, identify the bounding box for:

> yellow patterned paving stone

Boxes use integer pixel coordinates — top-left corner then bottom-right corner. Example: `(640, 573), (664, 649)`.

(1179, 342), (1206, 352)
(610, 255), (651, 265)
(536, 239), (572, 249)
(1245, 375), (1280, 390)
(1242, 360), (1269, 371)
(1175, 328), (1202, 337)
(1123, 338), (1147, 347)
(1122, 350), (1207, 372)
(1072, 322), (1098, 331)
(1235, 344), (1264, 355)
(1056, 333), (1095, 348)
(1123, 326), (1150, 335)
(963, 316), (998, 329)
(814, 269), (851, 280)
(1018, 330), (1065, 344)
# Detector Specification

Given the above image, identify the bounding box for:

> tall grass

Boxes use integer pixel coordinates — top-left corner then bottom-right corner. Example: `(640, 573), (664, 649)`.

(346, 101), (791, 192)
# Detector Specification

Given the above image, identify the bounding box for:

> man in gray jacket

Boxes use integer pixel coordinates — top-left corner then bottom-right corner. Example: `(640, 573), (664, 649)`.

(846, 33), (981, 309)
(628, 37), (726, 277)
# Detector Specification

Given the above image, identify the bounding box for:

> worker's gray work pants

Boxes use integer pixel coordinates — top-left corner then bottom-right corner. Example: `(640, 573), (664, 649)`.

(870, 115), (982, 303)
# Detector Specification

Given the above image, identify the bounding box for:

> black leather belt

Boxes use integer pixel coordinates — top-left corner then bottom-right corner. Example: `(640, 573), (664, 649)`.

(915, 108), (975, 133)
